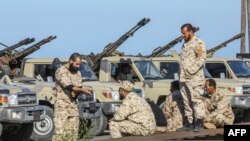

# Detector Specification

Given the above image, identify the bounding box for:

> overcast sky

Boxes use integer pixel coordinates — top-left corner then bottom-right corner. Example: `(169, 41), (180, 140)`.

(0, 0), (245, 58)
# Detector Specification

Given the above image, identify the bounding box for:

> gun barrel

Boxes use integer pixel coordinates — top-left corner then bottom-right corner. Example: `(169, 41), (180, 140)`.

(91, 18), (150, 72)
(149, 27), (200, 57)
(0, 38), (35, 55)
(207, 33), (244, 57)
(11, 36), (56, 61)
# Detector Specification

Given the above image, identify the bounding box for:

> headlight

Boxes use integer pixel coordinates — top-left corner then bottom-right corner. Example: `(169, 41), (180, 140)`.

(235, 87), (243, 94)
(228, 86), (243, 94)
(12, 111), (22, 119)
(8, 95), (18, 105)
(102, 91), (120, 100)
(111, 91), (120, 101)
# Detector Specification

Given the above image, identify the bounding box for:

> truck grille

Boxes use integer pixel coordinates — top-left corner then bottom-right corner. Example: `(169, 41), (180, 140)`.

(243, 85), (250, 94)
(77, 94), (94, 102)
(17, 93), (37, 105)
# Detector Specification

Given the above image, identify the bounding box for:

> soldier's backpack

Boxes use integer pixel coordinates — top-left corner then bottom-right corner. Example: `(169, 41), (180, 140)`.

(146, 98), (167, 126)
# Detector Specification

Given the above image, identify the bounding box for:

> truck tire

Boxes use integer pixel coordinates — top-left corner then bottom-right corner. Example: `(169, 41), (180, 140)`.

(31, 106), (54, 141)
(90, 110), (107, 136)
(2, 123), (33, 140)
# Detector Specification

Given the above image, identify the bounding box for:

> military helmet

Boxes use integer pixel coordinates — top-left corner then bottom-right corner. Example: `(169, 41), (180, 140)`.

(119, 80), (134, 92)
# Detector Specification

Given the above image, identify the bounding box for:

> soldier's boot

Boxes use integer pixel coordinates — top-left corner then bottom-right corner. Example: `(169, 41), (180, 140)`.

(176, 122), (193, 132)
(193, 118), (204, 132)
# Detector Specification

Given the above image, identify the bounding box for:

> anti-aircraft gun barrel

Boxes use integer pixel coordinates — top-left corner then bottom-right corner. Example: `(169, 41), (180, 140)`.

(10, 36), (56, 63)
(149, 27), (199, 57)
(0, 38), (35, 56)
(207, 33), (244, 57)
(85, 18), (150, 73)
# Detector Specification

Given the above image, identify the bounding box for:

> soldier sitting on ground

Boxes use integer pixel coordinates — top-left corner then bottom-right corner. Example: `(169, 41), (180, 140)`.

(116, 64), (134, 83)
(203, 78), (235, 129)
(156, 80), (185, 132)
(109, 81), (156, 138)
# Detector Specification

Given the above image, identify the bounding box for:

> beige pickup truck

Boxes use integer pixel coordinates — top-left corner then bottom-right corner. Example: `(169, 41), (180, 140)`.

(151, 55), (250, 121)
(20, 58), (144, 136)
(0, 74), (45, 140)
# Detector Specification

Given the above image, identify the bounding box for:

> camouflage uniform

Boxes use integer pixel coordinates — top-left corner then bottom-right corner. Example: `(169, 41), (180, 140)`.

(163, 90), (185, 132)
(179, 35), (206, 123)
(204, 90), (234, 128)
(110, 92), (156, 138)
(52, 65), (82, 141)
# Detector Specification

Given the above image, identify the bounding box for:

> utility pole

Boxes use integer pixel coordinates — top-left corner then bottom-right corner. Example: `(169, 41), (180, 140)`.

(241, 0), (246, 53)
(247, 0), (250, 52)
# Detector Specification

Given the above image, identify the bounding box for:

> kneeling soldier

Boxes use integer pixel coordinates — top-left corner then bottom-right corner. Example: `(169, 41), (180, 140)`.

(109, 81), (156, 138)
(203, 79), (235, 129)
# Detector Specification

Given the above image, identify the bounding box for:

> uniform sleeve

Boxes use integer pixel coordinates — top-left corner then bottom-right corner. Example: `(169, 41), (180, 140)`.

(55, 68), (72, 88)
(113, 99), (132, 121)
(187, 40), (206, 75)
(210, 95), (230, 117)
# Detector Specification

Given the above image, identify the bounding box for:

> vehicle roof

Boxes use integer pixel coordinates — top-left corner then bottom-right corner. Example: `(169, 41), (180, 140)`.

(24, 58), (88, 63)
(206, 57), (247, 61)
(102, 56), (150, 61)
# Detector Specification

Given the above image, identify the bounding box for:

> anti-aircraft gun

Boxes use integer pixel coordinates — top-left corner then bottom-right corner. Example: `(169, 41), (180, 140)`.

(149, 27), (199, 57)
(82, 18), (150, 74)
(207, 33), (244, 57)
(0, 38), (35, 66)
(9, 36), (56, 68)
(0, 38), (35, 56)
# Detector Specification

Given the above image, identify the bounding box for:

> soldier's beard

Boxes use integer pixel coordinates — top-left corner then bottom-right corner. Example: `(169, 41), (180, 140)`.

(69, 63), (78, 74)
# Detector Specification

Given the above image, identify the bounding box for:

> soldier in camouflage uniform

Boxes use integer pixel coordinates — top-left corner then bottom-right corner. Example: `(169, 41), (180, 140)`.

(203, 79), (234, 129)
(109, 81), (156, 138)
(178, 23), (206, 132)
(163, 81), (185, 132)
(52, 53), (92, 141)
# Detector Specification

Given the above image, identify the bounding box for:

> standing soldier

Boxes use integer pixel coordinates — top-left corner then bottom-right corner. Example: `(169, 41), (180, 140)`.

(177, 23), (206, 132)
(203, 79), (234, 129)
(109, 81), (156, 138)
(52, 53), (92, 141)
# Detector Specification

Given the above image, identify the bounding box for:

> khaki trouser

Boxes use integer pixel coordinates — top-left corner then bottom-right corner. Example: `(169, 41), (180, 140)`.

(52, 98), (79, 141)
(180, 82), (205, 123)
(110, 120), (151, 138)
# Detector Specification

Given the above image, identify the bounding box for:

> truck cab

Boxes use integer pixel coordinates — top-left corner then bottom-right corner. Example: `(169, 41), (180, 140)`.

(99, 56), (171, 106)
(20, 58), (144, 135)
(151, 55), (250, 121)
(1, 58), (101, 139)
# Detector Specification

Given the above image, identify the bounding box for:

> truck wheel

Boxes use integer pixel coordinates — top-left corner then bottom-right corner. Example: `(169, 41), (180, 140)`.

(90, 110), (107, 136)
(2, 123), (33, 140)
(31, 106), (54, 141)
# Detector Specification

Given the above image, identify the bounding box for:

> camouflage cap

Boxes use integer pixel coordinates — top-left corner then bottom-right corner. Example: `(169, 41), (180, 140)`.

(119, 80), (134, 92)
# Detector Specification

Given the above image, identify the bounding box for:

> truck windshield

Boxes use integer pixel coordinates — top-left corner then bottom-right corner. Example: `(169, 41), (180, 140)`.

(134, 60), (164, 80)
(227, 61), (250, 78)
(79, 62), (98, 81)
